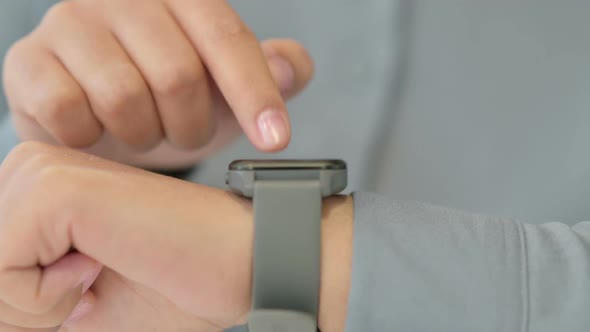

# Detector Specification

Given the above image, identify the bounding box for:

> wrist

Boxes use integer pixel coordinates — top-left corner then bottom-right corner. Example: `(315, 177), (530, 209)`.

(319, 195), (353, 332)
(233, 194), (353, 331)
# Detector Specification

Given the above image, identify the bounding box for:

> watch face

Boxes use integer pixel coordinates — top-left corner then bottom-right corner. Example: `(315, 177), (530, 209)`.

(228, 159), (347, 171)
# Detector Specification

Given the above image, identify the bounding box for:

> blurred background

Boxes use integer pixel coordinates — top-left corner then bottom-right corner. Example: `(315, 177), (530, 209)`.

(1, 0), (590, 223)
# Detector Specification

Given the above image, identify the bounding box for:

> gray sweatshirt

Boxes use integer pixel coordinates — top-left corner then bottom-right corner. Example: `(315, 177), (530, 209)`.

(1, 1), (590, 331)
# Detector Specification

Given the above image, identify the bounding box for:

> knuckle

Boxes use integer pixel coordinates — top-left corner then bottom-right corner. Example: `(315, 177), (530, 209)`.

(205, 18), (252, 44)
(0, 143), (40, 184)
(27, 89), (96, 147)
(3, 39), (36, 95)
(27, 157), (79, 208)
(92, 69), (145, 117)
(24, 151), (60, 178)
(31, 89), (85, 125)
(1, 143), (61, 197)
(42, 1), (79, 26)
(6, 142), (53, 166)
(31, 152), (83, 195)
(3, 39), (29, 69)
(11, 144), (69, 180)
(152, 63), (203, 98)
(35, 159), (65, 181)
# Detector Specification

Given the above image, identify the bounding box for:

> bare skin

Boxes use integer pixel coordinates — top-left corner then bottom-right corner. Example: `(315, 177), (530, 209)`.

(1, 2), (333, 330)
(3, 0), (315, 169)
(0, 142), (352, 332)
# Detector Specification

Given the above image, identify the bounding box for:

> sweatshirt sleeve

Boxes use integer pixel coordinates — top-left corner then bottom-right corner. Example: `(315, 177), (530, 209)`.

(346, 192), (590, 332)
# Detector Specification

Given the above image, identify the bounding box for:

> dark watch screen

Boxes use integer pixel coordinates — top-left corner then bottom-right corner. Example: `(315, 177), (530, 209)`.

(228, 159), (346, 171)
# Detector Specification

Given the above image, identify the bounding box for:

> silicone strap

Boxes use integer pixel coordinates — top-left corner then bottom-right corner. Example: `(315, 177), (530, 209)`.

(249, 179), (322, 332)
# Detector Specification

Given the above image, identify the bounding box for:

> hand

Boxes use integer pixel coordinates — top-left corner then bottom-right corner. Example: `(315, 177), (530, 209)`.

(0, 142), (352, 331)
(3, 0), (314, 168)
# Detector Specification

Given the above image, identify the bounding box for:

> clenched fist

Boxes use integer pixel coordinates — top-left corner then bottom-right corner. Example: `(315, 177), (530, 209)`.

(0, 142), (352, 331)
(3, 0), (314, 168)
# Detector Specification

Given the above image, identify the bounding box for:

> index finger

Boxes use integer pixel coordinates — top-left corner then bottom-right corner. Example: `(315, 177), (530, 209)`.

(167, 0), (291, 151)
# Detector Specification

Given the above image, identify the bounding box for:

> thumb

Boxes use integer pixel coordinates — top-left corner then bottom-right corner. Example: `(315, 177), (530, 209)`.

(262, 39), (315, 100)
(0, 253), (102, 328)
(203, 39), (314, 154)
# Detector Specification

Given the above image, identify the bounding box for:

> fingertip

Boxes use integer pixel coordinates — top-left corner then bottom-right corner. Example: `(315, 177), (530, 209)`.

(255, 109), (291, 151)
(267, 55), (296, 95)
(44, 252), (102, 297)
(262, 39), (315, 99)
(80, 263), (102, 294)
(62, 290), (96, 326)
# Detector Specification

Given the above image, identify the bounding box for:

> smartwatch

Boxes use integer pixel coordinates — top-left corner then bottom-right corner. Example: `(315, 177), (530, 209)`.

(226, 159), (348, 332)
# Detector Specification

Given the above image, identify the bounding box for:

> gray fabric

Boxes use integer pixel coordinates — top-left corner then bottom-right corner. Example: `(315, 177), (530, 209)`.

(1, 0), (590, 331)
(348, 192), (590, 331)
(374, 0), (590, 223)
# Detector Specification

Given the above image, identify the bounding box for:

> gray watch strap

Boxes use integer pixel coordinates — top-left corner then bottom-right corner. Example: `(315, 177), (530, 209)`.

(249, 179), (322, 332)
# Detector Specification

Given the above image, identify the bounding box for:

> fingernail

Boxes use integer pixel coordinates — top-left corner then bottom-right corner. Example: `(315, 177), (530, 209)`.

(63, 297), (92, 325)
(268, 56), (295, 93)
(79, 266), (101, 294)
(257, 109), (290, 148)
